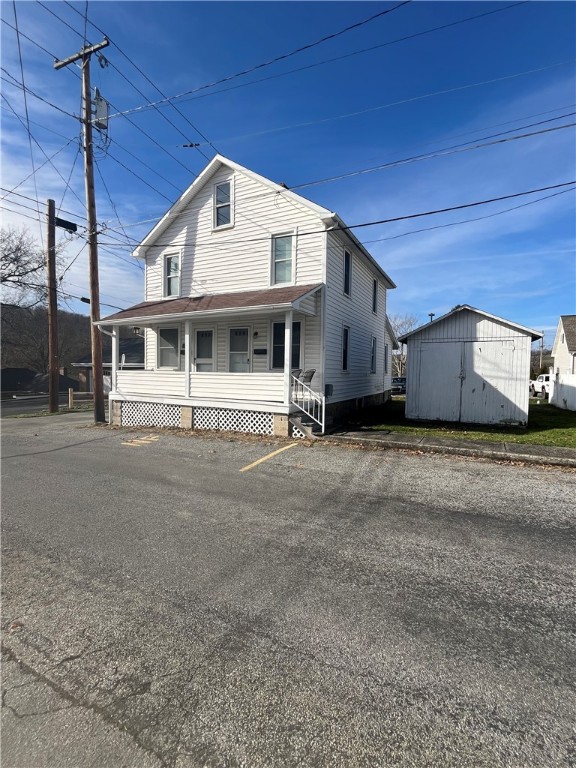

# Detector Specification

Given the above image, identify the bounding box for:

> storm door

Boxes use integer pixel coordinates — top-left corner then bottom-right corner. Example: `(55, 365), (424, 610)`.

(229, 327), (250, 372)
(195, 329), (214, 372)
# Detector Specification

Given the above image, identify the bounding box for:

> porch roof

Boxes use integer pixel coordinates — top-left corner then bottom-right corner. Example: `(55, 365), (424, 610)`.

(97, 284), (323, 326)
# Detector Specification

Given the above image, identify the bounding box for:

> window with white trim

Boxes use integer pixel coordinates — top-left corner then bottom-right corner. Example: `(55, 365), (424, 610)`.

(272, 234), (293, 284)
(342, 326), (350, 371)
(164, 254), (180, 297)
(372, 279), (378, 313)
(158, 327), (180, 368)
(214, 180), (232, 228)
(384, 343), (389, 374)
(343, 250), (351, 296)
(370, 336), (377, 374)
(272, 321), (301, 369)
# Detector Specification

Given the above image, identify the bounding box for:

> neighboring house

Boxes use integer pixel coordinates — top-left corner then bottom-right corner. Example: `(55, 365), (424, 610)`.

(398, 305), (542, 426)
(71, 337), (145, 392)
(551, 315), (576, 375)
(97, 155), (396, 436)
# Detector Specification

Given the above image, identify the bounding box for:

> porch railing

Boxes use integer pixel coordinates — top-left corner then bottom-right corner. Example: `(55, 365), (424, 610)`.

(290, 374), (325, 432)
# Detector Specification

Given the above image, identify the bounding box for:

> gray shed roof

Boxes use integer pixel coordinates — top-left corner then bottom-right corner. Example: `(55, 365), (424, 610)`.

(398, 304), (543, 342)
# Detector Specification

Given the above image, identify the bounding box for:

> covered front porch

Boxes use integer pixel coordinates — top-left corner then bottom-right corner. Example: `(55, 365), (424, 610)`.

(98, 284), (326, 435)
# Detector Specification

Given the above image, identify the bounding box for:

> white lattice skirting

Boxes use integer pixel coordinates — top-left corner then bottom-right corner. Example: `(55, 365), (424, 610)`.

(193, 407), (274, 435)
(121, 401), (181, 428)
(290, 425), (306, 439)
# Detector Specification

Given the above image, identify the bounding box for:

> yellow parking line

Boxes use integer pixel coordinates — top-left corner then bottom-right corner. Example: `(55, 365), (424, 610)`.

(239, 443), (299, 473)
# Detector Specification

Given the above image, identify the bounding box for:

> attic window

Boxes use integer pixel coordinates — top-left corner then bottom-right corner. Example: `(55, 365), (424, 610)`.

(214, 181), (232, 228)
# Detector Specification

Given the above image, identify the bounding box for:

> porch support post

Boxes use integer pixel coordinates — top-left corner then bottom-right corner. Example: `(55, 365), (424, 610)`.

(184, 320), (191, 398)
(111, 324), (119, 393)
(284, 309), (293, 405)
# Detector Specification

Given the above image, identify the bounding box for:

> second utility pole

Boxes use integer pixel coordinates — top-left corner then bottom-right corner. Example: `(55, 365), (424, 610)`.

(55, 39), (109, 423)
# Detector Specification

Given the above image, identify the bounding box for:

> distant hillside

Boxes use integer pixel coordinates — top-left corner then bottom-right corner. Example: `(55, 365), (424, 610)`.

(1, 304), (91, 375)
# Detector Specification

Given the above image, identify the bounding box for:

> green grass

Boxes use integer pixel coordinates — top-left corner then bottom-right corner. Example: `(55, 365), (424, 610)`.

(347, 398), (576, 449)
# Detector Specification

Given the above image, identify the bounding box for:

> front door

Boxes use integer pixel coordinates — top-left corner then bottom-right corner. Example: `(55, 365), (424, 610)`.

(229, 327), (250, 372)
(195, 329), (214, 371)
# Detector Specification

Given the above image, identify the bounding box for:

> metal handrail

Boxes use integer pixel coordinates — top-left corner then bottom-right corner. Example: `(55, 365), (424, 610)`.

(290, 374), (325, 433)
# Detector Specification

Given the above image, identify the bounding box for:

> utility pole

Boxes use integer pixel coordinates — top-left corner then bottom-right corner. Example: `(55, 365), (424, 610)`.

(46, 199), (59, 413)
(55, 39), (109, 423)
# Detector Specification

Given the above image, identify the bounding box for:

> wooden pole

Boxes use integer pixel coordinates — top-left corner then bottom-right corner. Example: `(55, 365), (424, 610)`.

(82, 53), (105, 422)
(46, 199), (59, 413)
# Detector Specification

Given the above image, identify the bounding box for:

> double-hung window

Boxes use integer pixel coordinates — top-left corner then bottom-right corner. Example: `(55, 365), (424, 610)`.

(214, 181), (232, 228)
(342, 326), (350, 371)
(158, 327), (180, 368)
(165, 254), (180, 297)
(272, 234), (293, 284)
(370, 336), (377, 374)
(372, 279), (378, 313)
(272, 321), (301, 369)
(344, 250), (351, 296)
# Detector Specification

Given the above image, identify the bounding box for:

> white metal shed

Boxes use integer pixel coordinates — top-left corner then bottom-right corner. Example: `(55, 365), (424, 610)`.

(398, 306), (542, 426)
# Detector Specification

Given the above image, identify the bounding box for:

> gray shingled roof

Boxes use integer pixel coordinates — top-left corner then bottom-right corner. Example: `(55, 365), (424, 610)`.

(560, 315), (576, 352)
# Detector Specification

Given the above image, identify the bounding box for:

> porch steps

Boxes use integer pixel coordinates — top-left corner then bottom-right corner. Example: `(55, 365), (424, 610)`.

(289, 415), (321, 439)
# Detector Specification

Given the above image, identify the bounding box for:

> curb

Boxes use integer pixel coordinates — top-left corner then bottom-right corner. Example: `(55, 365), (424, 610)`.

(323, 434), (576, 468)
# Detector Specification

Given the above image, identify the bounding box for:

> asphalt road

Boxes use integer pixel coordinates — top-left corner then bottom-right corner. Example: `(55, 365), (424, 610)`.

(0, 393), (92, 417)
(2, 415), (575, 767)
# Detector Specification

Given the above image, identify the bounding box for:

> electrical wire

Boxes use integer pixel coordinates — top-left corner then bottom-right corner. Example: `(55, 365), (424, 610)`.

(361, 186), (576, 245)
(93, 181), (576, 252)
(0, 69), (79, 119)
(97, 118), (576, 240)
(12, 1), (43, 246)
(108, 1), (528, 118)
(189, 64), (575, 148)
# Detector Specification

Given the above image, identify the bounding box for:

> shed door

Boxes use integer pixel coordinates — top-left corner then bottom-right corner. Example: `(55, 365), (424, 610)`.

(417, 341), (462, 421)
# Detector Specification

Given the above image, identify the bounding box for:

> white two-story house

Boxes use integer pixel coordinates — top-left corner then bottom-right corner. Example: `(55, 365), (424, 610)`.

(98, 155), (396, 437)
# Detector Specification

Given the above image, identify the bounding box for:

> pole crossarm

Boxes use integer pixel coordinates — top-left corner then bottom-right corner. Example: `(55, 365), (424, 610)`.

(53, 39), (109, 70)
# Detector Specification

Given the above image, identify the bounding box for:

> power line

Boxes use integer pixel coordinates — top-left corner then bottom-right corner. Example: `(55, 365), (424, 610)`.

(39, 0), (215, 160)
(2, 94), (82, 205)
(93, 181), (576, 252)
(292, 121), (576, 191)
(12, 1), (43, 246)
(0, 69), (79, 119)
(0, 189), (81, 220)
(109, 1), (528, 118)
(99, 118), (576, 239)
(362, 186), (576, 245)
(189, 63), (574, 148)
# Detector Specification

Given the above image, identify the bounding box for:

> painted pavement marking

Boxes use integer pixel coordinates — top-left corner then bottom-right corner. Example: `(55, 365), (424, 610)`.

(239, 442), (299, 472)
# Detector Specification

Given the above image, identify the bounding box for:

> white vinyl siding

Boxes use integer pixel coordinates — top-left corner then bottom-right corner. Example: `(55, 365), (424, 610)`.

(145, 166), (324, 299)
(324, 231), (388, 403)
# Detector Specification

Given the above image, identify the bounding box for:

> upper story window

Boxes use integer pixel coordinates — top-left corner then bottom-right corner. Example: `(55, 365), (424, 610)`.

(164, 254), (180, 297)
(214, 180), (233, 228)
(272, 234), (293, 284)
(372, 279), (378, 313)
(344, 250), (351, 296)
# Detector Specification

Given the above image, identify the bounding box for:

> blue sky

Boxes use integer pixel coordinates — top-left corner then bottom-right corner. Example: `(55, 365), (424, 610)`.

(1, 0), (574, 346)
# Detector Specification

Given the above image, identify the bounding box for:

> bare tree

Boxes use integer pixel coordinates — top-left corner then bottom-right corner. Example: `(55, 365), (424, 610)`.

(0, 226), (46, 300)
(389, 313), (421, 376)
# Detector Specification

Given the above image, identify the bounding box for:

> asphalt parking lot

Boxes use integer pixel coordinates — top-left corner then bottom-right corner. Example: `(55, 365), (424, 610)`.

(2, 416), (575, 767)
